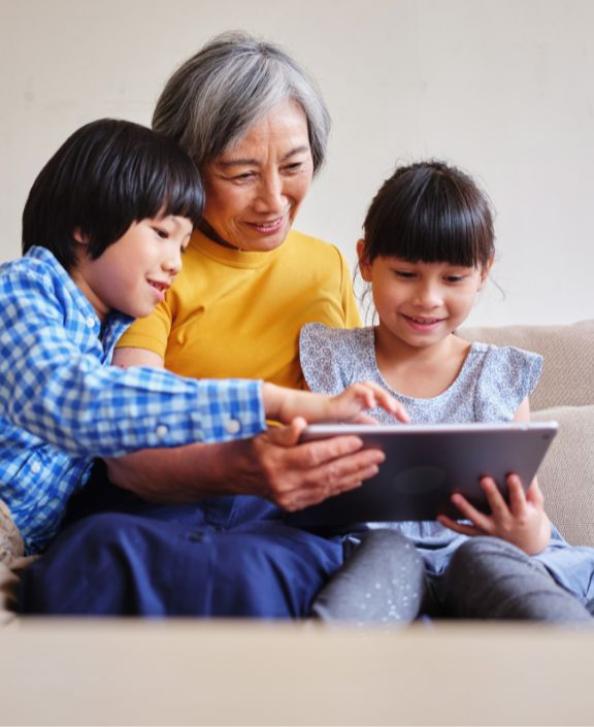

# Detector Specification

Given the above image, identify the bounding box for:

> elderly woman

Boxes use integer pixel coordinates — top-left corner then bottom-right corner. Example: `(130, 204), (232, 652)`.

(20, 33), (388, 618)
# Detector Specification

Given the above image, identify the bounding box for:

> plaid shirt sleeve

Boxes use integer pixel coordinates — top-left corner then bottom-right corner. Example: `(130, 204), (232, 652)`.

(0, 264), (266, 456)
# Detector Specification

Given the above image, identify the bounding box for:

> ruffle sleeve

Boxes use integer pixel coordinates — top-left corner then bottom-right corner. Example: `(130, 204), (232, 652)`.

(474, 344), (543, 421)
(299, 323), (359, 395)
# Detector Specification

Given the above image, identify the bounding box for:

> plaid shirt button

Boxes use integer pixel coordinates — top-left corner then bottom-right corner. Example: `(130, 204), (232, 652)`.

(155, 424), (169, 439)
(225, 419), (241, 435)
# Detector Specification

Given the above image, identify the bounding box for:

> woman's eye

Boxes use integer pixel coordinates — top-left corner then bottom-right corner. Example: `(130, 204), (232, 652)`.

(445, 275), (466, 283)
(153, 228), (169, 239)
(283, 162), (303, 174)
(231, 172), (256, 182)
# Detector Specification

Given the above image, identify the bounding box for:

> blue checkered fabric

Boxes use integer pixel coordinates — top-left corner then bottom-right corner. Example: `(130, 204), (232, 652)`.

(0, 247), (266, 553)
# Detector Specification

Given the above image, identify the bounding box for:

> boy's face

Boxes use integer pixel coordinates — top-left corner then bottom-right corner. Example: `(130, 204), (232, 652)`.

(72, 215), (192, 321)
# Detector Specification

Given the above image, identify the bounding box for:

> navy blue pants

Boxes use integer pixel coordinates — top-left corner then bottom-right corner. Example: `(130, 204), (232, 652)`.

(19, 464), (344, 618)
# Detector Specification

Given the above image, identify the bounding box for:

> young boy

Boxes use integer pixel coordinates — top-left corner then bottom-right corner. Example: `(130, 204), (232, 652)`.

(0, 119), (402, 562)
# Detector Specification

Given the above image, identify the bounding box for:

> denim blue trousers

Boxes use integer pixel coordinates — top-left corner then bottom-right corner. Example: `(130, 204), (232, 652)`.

(19, 463), (344, 617)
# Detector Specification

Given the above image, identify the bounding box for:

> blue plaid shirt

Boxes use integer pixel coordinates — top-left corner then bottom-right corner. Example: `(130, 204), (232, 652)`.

(0, 247), (266, 553)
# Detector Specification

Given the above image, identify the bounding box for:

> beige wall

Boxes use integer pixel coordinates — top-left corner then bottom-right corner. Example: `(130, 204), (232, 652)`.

(1, 0), (593, 326)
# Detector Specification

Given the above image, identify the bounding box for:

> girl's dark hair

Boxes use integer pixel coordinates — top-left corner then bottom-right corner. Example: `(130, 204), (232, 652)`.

(22, 118), (204, 271)
(361, 160), (494, 269)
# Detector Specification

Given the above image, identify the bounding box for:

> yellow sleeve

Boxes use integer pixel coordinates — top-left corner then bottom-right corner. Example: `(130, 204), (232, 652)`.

(115, 299), (173, 358)
(337, 247), (363, 328)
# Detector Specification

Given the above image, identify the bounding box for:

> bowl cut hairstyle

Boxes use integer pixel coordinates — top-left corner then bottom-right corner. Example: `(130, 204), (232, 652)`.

(362, 161), (495, 270)
(152, 31), (331, 173)
(22, 118), (204, 271)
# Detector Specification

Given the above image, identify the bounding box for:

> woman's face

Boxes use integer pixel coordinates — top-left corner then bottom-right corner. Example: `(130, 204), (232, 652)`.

(201, 99), (314, 252)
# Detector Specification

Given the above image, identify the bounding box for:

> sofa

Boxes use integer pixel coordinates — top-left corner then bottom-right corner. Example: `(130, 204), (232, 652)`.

(461, 318), (594, 547)
(1, 320), (593, 725)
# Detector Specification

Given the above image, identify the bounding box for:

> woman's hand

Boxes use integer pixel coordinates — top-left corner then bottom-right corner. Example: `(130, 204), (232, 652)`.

(437, 475), (551, 555)
(247, 417), (386, 511)
(263, 380), (409, 425)
(109, 352), (389, 509)
(106, 418), (386, 511)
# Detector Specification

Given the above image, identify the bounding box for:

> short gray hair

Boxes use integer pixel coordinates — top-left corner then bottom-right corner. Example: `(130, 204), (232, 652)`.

(152, 31), (331, 173)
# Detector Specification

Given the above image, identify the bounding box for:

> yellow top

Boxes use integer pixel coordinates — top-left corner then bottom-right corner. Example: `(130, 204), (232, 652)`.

(117, 229), (361, 389)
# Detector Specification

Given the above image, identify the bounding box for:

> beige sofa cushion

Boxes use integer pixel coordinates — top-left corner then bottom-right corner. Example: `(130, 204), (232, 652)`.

(0, 556), (36, 626)
(461, 320), (594, 410)
(531, 405), (594, 547)
(461, 321), (594, 547)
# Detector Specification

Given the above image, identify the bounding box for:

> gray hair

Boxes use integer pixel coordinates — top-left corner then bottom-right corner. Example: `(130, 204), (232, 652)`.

(152, 31), (331, 173)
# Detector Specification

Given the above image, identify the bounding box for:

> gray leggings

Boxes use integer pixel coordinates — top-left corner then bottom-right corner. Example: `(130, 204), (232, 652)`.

(311, 531), (593, 623)
(312, 530), (426, 623)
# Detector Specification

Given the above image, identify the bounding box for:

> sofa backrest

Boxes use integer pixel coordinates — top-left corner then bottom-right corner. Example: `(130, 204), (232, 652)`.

(461, 319), (594, 546)
(460, 320), (594, 411)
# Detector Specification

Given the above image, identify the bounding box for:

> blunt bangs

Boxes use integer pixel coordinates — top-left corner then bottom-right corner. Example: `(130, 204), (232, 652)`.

(23, 119), (203, 270)
(363, 161), (494, 269)
(117, 139), (203, 225)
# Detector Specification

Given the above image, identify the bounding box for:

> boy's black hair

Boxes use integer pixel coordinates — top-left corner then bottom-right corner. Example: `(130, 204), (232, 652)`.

(361, 161), (494, 268)
(22, 118), (204, 270)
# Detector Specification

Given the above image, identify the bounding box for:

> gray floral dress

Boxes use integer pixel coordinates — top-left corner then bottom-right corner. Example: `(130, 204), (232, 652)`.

(299, 323), (594, 603)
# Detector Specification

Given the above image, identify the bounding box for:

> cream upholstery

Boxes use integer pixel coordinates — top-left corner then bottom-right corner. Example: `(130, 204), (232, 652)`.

(461, 320), (594, 545)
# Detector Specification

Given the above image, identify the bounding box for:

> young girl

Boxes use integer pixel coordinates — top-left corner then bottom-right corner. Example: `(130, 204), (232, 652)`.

(0, 118), (404, 564)
(300, 160), (594, 622)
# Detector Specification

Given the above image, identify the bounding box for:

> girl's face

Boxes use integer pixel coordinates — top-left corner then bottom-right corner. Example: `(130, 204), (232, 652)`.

(358, 242), (491, 350)
(200, 98), (314, 252)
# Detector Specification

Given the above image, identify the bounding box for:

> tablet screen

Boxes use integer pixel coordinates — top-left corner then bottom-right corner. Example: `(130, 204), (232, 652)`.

(290, 422), (557, 525)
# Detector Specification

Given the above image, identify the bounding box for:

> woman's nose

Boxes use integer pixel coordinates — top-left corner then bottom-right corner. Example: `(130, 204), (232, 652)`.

(253, 173), (284, 213)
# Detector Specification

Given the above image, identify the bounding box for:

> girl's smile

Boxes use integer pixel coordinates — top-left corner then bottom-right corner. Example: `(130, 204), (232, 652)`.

(401, 314), (447, 333)
(358, 247), (491, 356)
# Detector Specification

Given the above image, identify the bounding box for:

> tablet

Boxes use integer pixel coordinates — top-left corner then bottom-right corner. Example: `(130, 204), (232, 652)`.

(288, 422), (558, 526)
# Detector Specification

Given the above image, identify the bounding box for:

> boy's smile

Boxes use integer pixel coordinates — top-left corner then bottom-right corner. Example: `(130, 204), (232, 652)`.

(72, 214), (192, 321)
(146, 278), (171, 303)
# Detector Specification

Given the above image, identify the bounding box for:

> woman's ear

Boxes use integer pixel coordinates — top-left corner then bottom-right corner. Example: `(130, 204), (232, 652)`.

(357, 239), (373, 282)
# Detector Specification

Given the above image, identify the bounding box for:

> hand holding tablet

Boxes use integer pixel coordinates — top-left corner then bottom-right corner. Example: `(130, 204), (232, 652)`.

(289, 422), (558, 526)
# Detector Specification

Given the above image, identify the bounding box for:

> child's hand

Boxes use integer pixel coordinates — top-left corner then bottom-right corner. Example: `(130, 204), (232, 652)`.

(325, 381), (410, 424)
(437, 475), (551, 555)
(262, 380), (409, 425)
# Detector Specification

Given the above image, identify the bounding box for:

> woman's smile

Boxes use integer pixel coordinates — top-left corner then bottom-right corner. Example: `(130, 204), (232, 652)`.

(244, 215), (287, 236)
